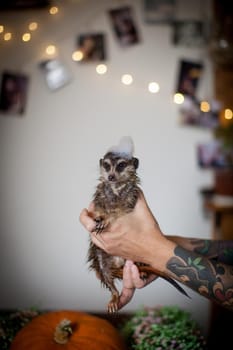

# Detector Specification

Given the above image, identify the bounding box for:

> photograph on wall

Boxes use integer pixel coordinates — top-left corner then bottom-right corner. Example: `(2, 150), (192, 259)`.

(175, 59), (204, 101)
(76, 33), (106, 62)
(172, 20), (207, 47)
(108, 6), (140, 47)
(179, 96), (220, 129)
(197, 141), (229, 169)
(39, 58), (71, 91)
(143, 0), (175, 24)
(0, 71), (29, 115)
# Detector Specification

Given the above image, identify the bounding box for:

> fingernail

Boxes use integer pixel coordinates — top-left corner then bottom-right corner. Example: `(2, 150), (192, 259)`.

(125, 260), (133, 267)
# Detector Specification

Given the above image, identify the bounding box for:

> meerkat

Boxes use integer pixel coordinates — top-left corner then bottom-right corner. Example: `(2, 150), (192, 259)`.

(87, 137), (189, 313)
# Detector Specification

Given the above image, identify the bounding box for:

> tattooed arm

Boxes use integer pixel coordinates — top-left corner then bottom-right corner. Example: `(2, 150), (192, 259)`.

(79, 192), (233, 310)
(167, 236), (233, 265)
(166, 245), (233, 310)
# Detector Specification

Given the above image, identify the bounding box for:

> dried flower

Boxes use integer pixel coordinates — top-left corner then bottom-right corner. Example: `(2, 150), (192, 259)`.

(0, 308), (40, 349)
(121, 305), (207, 350)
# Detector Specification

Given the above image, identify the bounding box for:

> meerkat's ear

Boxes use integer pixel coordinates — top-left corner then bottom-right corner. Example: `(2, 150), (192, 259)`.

(99, 158), (103, 167)
(132, 157), (139, 169)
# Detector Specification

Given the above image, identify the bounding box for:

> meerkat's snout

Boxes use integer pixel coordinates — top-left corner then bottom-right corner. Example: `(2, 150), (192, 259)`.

(108, 174), (116, 181)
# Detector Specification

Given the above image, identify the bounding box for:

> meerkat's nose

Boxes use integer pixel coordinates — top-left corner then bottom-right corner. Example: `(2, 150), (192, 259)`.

(108, 174), (116, 181)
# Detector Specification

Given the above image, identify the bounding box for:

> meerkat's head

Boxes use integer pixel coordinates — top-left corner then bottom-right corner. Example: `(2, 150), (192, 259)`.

(99, 152), (139, 183)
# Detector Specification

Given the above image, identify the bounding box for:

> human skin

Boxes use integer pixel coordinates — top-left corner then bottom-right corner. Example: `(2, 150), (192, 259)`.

(79, 192), (233, 310)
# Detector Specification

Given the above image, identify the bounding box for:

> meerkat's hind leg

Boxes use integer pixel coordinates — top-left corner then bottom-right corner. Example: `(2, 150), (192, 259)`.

(105, 279), (120, 313)
(108, 289), (120, 313)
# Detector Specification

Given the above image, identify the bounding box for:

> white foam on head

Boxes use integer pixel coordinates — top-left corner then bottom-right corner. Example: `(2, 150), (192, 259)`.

(107, 136), (134, 158)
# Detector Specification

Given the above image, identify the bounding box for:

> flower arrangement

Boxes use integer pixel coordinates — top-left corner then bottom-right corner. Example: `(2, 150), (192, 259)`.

(0, 308), (40, 349)
(121, 305), (207, 350)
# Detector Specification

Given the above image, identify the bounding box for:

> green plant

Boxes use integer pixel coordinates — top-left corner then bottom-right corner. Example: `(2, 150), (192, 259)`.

(121, 305), (207, 350)
(0, 308), (40, 350)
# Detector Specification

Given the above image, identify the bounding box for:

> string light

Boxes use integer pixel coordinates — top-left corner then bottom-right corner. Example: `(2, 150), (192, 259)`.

(121, 74), (133, 85)
(224, 108), (233, 120)
(0, 3), (231, 116)
(49, 6), (59, 15)
(22, 33), (31, 42)
(4, 32), (12, 41)
(72, 50), (83, 61)
(96, 64), (107, 75)
(173, 93), (184, 104)
(46, 45), (56, 55)
(148, 82), (160, 93)
(28, 22), (38, 31)
(200, 101), (210, 112)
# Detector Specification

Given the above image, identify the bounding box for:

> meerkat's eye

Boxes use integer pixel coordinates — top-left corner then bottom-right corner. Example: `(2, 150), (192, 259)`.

(103, 162), (111, 172)
(116, 161), (127, 172)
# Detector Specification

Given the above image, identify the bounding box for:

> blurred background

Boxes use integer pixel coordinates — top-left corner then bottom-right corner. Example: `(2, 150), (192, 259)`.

(0, 0), (233, 341)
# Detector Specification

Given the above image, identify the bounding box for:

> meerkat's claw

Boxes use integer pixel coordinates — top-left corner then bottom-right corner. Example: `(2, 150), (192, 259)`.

(107, 295), (119, 313)
(92, 217), (106, 234)
(139, 272), (149, 281)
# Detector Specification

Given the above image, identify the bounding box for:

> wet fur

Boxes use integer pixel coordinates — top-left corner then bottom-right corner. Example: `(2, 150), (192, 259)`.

(87, 152), (189, 313)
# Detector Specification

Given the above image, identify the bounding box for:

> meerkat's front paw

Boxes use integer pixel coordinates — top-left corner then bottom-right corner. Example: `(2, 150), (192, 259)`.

(91, 217), (106, 234)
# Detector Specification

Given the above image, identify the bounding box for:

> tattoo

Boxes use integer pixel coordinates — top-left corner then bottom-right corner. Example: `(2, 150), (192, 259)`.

(189, 239), (233, 265)
(167, 246), (233, 310)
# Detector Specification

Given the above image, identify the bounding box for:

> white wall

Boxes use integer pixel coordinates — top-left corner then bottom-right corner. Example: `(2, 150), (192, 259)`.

(0, 0), (214, 334)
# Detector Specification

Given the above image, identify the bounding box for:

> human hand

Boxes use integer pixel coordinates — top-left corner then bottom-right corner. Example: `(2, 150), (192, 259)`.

(118, 260), (158, 309)
(79, 191), (165, 266)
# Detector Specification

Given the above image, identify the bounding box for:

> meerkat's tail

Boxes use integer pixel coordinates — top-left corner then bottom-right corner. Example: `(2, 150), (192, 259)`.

(137, 265), (191, 298)
(113, 264), (190, 299)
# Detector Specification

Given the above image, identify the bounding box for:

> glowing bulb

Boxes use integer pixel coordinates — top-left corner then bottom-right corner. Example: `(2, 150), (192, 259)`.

(49, 6), (59, 15)
(0, 25), (4, 33)
(4, 32), (12, 41)
(224, 108), (233, 120)
(121, 74), (133, 85)
(148, 82), (160, 93)
(22, 33), (31, 42)
(173, 93), (184, 104)
(28, 22), (38, 31)
(200, 101), (210, 112)
(46, 45), (56, 55)
(96, 64), (107, 75)
(72, 50), (83, 61)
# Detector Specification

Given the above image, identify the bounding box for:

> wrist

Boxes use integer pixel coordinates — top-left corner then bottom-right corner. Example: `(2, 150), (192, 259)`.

(147, 236), (177, 274)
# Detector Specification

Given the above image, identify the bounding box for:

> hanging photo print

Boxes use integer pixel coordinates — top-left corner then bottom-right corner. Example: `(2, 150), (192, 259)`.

(0, 71), (29, 115)
(39, 59), (71, 91)
(179, 96), (220, 129)
(76, 33), (106, 62)
(143, 0), (175, 24)
(108, 6), (140, 47)
(176, 59), (203, 100)
(197, 141), (229, 169)
(172, 21), (207, 47)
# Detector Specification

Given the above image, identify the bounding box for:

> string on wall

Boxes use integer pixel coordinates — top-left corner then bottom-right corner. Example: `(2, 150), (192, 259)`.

(0, 0), (232, 123)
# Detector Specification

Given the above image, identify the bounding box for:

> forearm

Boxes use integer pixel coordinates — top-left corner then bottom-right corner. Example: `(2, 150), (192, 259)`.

(167, 236), (233, 264)
(148, 239), (233, 310)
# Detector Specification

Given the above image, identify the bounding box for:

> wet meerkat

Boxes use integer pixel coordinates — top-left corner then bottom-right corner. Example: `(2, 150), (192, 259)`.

(87, 137), (189, 313)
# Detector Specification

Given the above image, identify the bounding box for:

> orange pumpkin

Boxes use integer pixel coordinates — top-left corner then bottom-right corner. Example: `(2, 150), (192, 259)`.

(10, 310), (127, 350)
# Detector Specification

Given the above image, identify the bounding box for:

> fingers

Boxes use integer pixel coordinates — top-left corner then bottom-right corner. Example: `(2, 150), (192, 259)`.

(118, 260), (159, 310)
(118, 261), (135, 310)
(79, 208), (95, 232)
(118, 287), (135, 310)
(122, 260), (135, 288)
